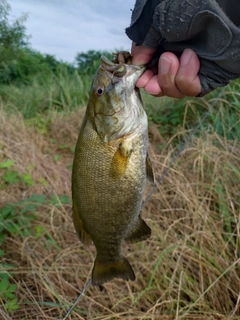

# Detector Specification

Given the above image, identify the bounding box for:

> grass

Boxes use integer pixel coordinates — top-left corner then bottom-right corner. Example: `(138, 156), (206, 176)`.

(0, 83), (240, 319)
(0, 67), (91, 118)
(143, 81), (240, 141)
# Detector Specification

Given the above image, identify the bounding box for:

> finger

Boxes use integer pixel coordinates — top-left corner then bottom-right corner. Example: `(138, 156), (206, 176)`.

(175, 49), (201, 96)
(131, 42), (156, 65)
(158, 53), (185, 98)
(144, 74), (163, 96)
(135, 67), (163, 96)
(136, 69), (155, 88)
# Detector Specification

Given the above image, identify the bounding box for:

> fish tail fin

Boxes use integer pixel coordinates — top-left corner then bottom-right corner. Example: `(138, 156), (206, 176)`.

(92, 256), (135, 285)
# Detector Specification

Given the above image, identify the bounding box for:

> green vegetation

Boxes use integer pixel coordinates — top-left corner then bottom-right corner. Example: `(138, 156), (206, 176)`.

(0, 1), (112, 119)
(0, 1), (240, 319)
(0, 156), (71, 313)
(144, 83), (240, 140)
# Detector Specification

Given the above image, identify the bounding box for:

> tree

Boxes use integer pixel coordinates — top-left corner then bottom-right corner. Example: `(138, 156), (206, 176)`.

(0, 0), (28, 54)
(75, 50), (112, 76)
(0, 0), (30, 83)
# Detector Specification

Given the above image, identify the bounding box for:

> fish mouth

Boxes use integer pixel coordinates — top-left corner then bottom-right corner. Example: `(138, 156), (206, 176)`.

(100, 52), (145, 79)
(101, 56), (127, 77)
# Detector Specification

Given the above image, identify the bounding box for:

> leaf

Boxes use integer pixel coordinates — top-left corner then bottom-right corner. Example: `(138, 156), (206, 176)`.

(59, 144), (69, 149)
(37, 177), (48, 185)
(0, 276), (9, 292)
(0, 159), (14, 169)
(6, 296), (20, 311)
(18, 194), (48, 214)
(50, 194), (71, 206)
(8, 283), (17, 292)
(21, 172), (34, 186)
(26, 194), (48, 204)
(8, 297), (18, 305)
(59, 195), (71, 204)
(4, 292), (15, 299)
(2, 170), (19, 184)
(35, 225), (46, 238)
(8, 303), (20, 311)
(0, 204), (16, 218)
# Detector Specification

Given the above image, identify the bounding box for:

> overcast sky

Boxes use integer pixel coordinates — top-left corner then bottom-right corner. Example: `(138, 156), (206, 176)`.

(8, 0), (136, 63)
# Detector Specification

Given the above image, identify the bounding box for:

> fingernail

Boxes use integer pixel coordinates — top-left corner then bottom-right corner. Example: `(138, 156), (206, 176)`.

(181, 49), (193, 66)
(159, 57), (171, 74)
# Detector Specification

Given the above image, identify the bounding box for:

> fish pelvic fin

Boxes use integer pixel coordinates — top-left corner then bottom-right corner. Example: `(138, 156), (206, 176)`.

(92, 256), (135, 285)
(125, 216), (151, 243)
(72, 202), (92, 245)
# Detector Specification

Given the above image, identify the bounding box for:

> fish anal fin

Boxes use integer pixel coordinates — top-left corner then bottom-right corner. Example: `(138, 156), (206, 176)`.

(109, 141), (133, 179)
(72, 202), (92, 245)
(92, 256), (135, 285)
(146, 153), (155, 185)
(125, 216), (151, 243)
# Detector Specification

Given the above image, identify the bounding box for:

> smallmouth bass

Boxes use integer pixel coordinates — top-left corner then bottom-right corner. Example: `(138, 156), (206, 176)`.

(72, 52), (154, 285)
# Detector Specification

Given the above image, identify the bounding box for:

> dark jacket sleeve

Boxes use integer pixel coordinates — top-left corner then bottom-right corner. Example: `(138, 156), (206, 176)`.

(126, 0), (240, 96)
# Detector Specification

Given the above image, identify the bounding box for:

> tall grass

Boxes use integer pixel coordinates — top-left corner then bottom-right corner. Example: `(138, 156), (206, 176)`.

(0, 66), (91, 118)
(143, 80), (240, 141)
(0, 82), (239, 319)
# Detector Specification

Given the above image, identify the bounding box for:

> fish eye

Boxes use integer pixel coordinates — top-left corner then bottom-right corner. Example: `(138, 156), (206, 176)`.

(96, 86), (104, 96)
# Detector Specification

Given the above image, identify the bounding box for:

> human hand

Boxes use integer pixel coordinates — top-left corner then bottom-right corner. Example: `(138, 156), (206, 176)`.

(131, 43), (201, 98)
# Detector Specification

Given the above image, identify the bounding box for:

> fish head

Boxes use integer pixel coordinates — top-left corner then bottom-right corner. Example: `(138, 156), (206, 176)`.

(86, 52), (146, 142)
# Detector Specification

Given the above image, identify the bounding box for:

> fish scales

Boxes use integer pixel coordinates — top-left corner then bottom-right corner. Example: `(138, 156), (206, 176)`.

(72, 52), (154, 285)
(73, 120), (146, 245)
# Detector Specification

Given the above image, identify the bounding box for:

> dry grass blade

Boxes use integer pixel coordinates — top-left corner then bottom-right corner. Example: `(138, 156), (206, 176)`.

(0, 102), (240, 319)
(62, 279), (92, 320)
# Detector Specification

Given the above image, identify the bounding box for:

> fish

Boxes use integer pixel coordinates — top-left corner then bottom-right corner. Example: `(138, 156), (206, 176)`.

(72, 51), (155, 286)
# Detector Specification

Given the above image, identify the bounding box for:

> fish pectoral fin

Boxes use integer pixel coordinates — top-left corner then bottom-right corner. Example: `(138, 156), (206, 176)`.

(119, 140), (134, 157)
(92, 255), (135, 285)
(72, 203), (92, 245)
(109, 142), (133, 179)
(125, 216), (151, 243)
(146, 153), (155, 185)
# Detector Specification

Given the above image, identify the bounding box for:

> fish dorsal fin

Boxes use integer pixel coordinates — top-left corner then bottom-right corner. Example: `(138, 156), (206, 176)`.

(72, 203), (92, 245)
(146, 153), (155, 185)
(125, 216), (151, 243)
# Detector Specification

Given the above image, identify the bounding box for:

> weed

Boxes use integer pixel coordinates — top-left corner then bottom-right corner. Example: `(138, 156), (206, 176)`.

(0, 274), (19, 312)
(0, 159), (34, 188)
(0, 192), (71, 313)
(143, 82), (240, 144)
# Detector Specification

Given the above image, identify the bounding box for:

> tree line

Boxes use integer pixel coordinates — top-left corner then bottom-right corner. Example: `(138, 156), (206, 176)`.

(0, 0), (111, 85)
